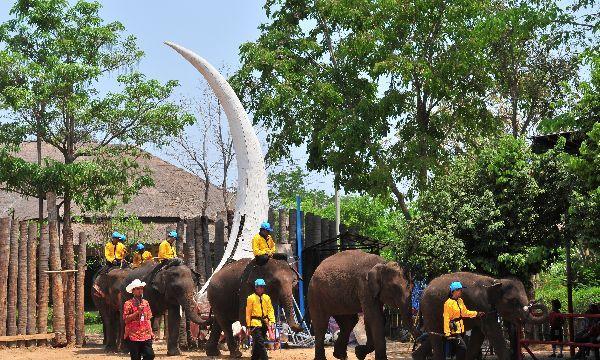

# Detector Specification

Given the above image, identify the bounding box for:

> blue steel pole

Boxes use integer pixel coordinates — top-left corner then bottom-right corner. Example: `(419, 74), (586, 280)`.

(296, 195), (305, 318)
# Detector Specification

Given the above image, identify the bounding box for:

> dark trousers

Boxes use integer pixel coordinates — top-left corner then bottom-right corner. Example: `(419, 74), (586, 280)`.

(446, 334), (466, 360)
(127, 339), (154, 360)
(251, 326), (269, 360)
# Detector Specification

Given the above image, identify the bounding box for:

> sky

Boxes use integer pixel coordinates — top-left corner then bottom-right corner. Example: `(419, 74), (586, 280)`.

(0, 1), (337, 195)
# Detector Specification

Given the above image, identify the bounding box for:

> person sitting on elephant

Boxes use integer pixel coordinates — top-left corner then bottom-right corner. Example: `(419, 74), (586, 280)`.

(252, 222), (287, 265)
(99, 231), (128, 275)
(246, 278), (275, 360)
(132, 243), (153, 268)
(158, 230), (178, 262)
(443, 281), (484, 360)
(123, 278), (155, 360)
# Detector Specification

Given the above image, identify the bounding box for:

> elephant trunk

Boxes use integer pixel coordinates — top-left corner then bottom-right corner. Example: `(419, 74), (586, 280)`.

(281, 292), (302, 333)
(525, 302), (548, 324)
(181, 292), (207, 325)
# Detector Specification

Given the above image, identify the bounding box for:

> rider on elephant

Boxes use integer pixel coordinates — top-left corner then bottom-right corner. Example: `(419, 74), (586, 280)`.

(246, 278), (275, 360)
(252, 222), (287, 265)
(100, 232), (127, 275)
(158, 230), (178, 262)
(132, 243), (153, 268)
(444, 281), (484, 360)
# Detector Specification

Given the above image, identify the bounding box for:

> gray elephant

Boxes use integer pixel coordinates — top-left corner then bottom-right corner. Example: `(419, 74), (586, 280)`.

(92, 267), (131, 351)
(308, 250), (414, 360)
(206, 257), (303, 357)
(120, 259), (206, 356)
(414, 272), (548, 360)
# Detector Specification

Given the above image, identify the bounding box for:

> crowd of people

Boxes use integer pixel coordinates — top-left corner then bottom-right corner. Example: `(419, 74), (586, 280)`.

(549, 299), (600, 360)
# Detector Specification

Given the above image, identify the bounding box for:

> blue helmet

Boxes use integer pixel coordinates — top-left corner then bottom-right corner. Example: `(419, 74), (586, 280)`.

(449, 281), (464, 292)
(260, 221), (273, 232)
(119, 233), (127, 241)
(136, 243), (145, 251)
(168, 230), (178, 239)
(111, 231), (121, 239)
(255, 278), (266, 287)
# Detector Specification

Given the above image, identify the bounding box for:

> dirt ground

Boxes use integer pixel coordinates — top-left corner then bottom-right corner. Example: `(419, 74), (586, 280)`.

(0, 336), (559, 360)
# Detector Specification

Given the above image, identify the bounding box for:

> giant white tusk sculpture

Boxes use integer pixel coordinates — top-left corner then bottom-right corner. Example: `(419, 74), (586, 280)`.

(165, 42), (269, 296)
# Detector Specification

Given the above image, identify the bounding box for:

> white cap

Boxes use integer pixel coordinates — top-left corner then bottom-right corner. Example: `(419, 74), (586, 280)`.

(126, 279), (146, 293)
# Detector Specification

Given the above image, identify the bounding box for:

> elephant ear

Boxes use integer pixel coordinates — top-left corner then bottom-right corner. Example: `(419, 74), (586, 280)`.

(367, 263), (385, 300)
(153, 271), (167, 294)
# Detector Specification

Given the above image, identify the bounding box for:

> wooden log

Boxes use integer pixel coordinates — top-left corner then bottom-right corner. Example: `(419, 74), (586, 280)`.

(328, 220), (338, 254)
(288, 209), (296, 254)
(6, 218), (19, 341)
(321, 218), (330, 243)
(268, 207), (276, 241)
(176, 221), (185, 259)
(26, 222), (37, 347)
(63, 218), (76, 345)
(278, 209), (288, 244)
(36, 224), (50, 345)
(0, 332), (56, 342)
(75, 232), (87, 346)
(312, 215), (322, 246)
(17, 221), (28, 346)
(226, 210), (234, 238)
(0, 218), (10, 336)
(194, 217), (205, 285)
(304, 213), (313, 248)
(201, 216), (211, 279)
(214, 219), (225, 266)
(184, 220), (195, 270)
(47, 192), (66, 345)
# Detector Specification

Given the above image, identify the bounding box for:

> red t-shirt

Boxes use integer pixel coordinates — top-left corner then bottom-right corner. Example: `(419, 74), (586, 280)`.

(548, 311), (564, 329)
(123, 298), (153, 341)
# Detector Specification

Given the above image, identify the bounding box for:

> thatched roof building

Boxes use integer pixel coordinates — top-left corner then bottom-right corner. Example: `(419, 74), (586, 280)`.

(0, 142), (234, 244)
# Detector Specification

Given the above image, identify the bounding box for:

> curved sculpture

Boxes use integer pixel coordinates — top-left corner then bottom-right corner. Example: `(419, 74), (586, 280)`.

(165, 42), (269, 294)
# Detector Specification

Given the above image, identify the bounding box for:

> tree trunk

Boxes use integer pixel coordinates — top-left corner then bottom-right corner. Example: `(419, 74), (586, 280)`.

(278, 209), (288, 244)
(6, 218), (19, 342)
(26, 222), (38, 346)
(201, 216), (211, 279)
(62, 195), (76, 345)
(0, 217), (10, 336)
(289, 209), (297, 254)
(226, 210), (234, 238)
(37, 223), (50, 344)
(268, 207), (276, 241)
(75, 232), (87, 346)
(47, 192), (66, 345)
(184, 219), (196, 272)
(194, 217), (206, 285)
(176, 221), (185, 259)
(17, 221), (28, 346)
(214, 219), (225, 266)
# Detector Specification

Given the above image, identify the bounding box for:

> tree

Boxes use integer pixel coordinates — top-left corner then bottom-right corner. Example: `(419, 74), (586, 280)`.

(233, 0), (509, 219)
(0, 1), (193, 343)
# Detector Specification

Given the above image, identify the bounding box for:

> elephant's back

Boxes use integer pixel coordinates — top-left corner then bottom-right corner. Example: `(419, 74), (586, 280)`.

(207, 258), (250, 304)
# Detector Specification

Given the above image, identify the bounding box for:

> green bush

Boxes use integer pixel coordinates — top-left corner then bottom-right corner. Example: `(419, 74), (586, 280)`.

(85, 311), (102, 324)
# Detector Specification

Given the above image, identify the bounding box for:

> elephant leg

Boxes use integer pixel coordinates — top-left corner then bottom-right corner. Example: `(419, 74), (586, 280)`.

(311, 311), (328, 360)
(206, 319), (222, 357)
(412, 336), (432, 360)
(356, 320), (376, 359)
(431, 334), (445, 360)
(167, 305), (182, 356)
(332, 314), (358, 359)
(222, 319), (242, 358)
(465, 327), (485, 360)
(485, 321), (509, 360)
(104, 313), (115, 351)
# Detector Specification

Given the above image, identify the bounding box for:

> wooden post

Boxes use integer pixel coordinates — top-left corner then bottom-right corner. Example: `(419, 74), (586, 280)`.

(226, 210), (234, 238)
(313, 215), (322, 246)
(63, 219), (75, 345)
(47, 192), (66, 345)
(185, 219), (196, 270)
(0, 218), (10, 336)
(278, 209), (288, 244)
(214, 219), (225, 265)
(75, 232), (87, 346)
(304, 213), (314, 248)
(321, 218), (330, 243)
(289, 209), (297, 254)
(194, 217), (206, 284)
(26, 222), (37, 347)
(340, 224), (348, 249)
(17, 221), (28, 346)
(176, 221), (185, 259)
(6, 218), (19, 342)
(202, 216), (211, 279)
(328, 220), (337, 254)
(268, 207), (276, 241)
(37, 224), (49, 345)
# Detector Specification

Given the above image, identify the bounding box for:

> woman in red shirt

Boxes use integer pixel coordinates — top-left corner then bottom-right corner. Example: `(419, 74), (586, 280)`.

(123, 279), (154, 360)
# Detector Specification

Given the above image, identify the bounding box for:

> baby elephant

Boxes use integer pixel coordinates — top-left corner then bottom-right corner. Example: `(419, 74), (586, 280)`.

(308, 250), (414, 360)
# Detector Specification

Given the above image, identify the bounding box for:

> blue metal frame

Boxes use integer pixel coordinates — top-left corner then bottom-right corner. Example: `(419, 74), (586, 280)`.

(296, 195), (305, 317)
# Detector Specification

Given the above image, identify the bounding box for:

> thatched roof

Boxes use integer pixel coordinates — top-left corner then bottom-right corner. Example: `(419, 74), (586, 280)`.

(0, 142), (234, 222)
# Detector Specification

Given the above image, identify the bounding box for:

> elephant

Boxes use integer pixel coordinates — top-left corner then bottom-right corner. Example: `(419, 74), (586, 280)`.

(92, 267), (131, 351)
(414, 272), (548, 360)
(120, 259), (206, 356)
(308, 250), (414, 360)
(205, 257), (303, 357)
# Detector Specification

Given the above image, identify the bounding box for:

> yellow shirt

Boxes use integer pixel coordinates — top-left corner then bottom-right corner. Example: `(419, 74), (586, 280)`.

(132, 251), (153, 268)
(443, 297), (478, 336)
(158, 240), (176, 261)
(105, 242), (126, 263)
(252, 234), (275, 257)
(245, 293), (275, 327)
